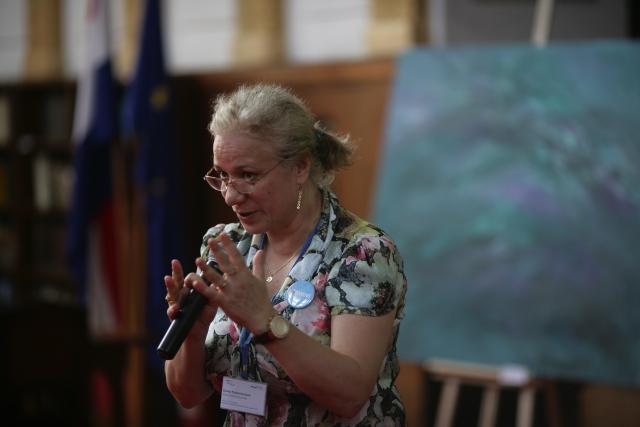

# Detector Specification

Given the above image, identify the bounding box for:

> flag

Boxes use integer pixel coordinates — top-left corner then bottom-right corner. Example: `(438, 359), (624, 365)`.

(67, 0), (122, 337)
(122, 0), (185, 370)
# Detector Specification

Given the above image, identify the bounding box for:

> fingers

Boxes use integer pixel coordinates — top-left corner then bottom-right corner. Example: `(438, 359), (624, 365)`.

(187, 270), (230, 304)
(195, 258), (226, 290)
(190, 273), (224, 301)
(164, 259), (184, 299)
(171, 259), (184, 287)
(208, 234), (244, 276)
(197, 236), (275, 334)
(184, 271), (207, 289)
(164, 276), (177, 301)
(164, 258), (225, 323)
(207, 240), (234, 274)
(218, 233), (245, 267)
(165, 267), (184, 320)
(166, 301), (181, 320)
(164, 277), (176, 320)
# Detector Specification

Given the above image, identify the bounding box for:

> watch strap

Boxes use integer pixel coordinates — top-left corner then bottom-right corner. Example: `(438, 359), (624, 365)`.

(254, 313), (287, 344)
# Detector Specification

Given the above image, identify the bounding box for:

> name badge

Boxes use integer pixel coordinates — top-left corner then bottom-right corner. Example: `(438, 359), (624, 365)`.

(285, 280), (315, 309)
(220, 376), (267, 416)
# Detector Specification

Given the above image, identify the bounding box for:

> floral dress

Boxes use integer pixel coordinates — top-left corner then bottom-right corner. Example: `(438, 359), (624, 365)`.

(201, 190), (407, 426)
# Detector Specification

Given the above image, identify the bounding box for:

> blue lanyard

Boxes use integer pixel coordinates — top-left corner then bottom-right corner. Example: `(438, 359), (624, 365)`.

(238, 222), (319, 379)
(291, 222), (318, 264)
(239, 328), (253, 379)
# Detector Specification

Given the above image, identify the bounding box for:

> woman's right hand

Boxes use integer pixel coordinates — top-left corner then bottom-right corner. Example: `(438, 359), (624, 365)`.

(164, 259), (219, 337)
(164, 258), (218, 408)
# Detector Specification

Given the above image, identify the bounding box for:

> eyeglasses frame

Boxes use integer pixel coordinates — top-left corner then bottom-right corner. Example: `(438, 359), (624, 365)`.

(203, 157), (287, 195)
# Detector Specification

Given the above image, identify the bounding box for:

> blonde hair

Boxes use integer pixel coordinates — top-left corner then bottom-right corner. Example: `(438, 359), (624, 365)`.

(208, 84), (354, 188)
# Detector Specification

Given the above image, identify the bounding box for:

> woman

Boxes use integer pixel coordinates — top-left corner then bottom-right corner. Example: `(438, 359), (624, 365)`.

(164, 84), (407, 426)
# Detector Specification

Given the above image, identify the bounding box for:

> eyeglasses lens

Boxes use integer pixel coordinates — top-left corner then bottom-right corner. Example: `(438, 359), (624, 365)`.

(204, 173), (254, 194)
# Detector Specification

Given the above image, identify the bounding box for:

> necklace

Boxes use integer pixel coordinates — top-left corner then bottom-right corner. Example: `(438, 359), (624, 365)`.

(265, 252), (298, 283)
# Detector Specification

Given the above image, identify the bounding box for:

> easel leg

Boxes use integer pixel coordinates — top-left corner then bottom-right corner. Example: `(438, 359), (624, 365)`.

(436, 378), (460, 427)
(517, 386), (535, 427)
(479, 384), (499, 427)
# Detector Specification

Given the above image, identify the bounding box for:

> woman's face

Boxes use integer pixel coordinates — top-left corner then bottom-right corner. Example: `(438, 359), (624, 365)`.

(212, 131), (302, 235)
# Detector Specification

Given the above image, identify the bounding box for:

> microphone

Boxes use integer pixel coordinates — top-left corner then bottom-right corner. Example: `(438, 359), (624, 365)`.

(157, 259), (222, 360)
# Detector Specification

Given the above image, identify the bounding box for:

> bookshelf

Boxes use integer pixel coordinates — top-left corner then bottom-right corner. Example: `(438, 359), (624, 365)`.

(0, 80), (89, 425)
(0, 81), (76, 307)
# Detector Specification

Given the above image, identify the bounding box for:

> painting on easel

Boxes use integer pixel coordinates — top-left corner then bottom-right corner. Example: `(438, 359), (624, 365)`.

(374, 41), (640, 386)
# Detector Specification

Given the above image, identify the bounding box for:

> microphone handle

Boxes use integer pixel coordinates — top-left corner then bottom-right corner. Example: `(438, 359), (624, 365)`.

(157, 260), (221, 360)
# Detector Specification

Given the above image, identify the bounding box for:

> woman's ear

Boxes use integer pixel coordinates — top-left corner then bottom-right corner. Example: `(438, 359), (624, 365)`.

(294, 153), (312, 185)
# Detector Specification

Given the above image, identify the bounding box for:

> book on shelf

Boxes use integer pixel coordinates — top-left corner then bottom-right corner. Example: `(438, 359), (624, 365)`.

(0, 225), (17, 271)
(0, 277), (14, 306)
(31, 220), (68, 274)
(32, 155), (73, 213)
(0, 95), (9, 144)
(51, 162), (72, 211)
(0, 161), (6, 209)
(33, 153), (52, 212)
(42, 92), (68, 142)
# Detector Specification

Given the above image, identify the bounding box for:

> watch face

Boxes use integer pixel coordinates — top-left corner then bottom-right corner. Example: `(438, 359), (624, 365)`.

(270, 315), (290, 339)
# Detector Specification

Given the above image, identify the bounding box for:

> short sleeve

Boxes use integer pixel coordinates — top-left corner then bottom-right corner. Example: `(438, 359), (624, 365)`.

(325, 233), (406, 317)
(199, 222), (249, 264)
(199, 223), (225, 260)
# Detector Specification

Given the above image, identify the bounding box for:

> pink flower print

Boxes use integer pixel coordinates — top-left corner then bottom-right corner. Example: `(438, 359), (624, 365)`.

(346, 245), (367, 265)
(274, 301), (288, 312)
(310, 302), (330, 331)
(357, 244), (367, 260)
(314, 272), (328, 291)
(229, 412), (244, 427)
(211, 375), (224, 393)
(380, 235), (395, 251)
(229, 322), (239, 342)
(266, 391), (288, 425)
(360, 236), (381, 252)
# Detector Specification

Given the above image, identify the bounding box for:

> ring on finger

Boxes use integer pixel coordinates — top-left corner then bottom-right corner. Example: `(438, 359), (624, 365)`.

(165, 294), (176, 306)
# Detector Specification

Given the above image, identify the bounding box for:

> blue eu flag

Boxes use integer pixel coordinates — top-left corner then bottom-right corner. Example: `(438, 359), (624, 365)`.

(122, 0), (185, 371)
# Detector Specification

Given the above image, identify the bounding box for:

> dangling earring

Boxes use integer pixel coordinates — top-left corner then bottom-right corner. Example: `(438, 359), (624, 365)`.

(296, 189), (303, 211)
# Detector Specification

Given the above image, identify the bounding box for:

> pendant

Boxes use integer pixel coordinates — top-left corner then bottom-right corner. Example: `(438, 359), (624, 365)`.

(266, 276), (273, 283)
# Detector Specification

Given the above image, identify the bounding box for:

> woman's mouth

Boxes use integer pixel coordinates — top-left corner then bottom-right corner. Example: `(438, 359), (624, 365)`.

(236, 210), (257, 221)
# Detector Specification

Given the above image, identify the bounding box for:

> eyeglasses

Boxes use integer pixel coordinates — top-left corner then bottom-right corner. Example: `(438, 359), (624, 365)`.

(203, 158), (286, 195)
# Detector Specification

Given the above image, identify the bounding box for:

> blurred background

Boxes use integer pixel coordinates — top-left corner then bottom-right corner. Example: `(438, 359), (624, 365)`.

(0, 0), (637, 426)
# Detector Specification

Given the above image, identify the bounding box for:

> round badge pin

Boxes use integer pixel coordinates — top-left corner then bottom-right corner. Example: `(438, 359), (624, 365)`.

(285, 280), (315, 309)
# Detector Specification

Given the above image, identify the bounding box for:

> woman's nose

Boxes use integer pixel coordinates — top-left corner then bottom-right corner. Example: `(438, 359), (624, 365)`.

(223, 184), (245, 206)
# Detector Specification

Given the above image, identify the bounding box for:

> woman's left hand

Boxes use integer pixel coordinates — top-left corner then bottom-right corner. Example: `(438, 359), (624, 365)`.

(192, 233), (274, 334)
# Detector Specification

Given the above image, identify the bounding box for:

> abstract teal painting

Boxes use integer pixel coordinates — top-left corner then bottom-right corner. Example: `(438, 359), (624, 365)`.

(374, 41), (640, 386)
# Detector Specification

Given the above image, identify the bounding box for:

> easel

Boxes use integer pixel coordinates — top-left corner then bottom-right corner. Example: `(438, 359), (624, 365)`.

(532, 0), (555, 47)
(423, 359), (562, 427)
(419, 2), (559, 426)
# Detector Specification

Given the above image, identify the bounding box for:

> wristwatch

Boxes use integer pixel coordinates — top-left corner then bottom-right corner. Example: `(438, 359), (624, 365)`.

(254, 313), (290, 344)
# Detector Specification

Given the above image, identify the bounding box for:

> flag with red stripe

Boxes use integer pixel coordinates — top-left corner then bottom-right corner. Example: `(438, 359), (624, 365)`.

(66, 0), (122, 336)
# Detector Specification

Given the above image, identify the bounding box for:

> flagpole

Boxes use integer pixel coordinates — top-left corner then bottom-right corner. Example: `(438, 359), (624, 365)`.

(123, 186), (146, 427)
(118, 1), (146, 424)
